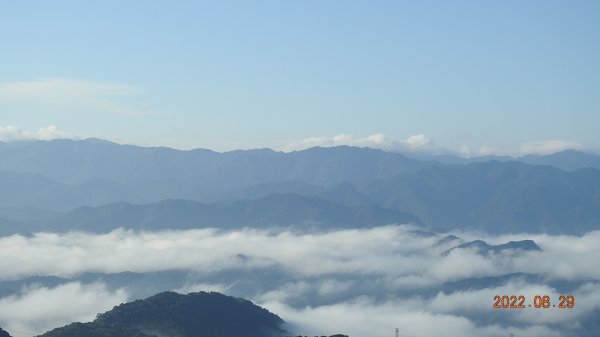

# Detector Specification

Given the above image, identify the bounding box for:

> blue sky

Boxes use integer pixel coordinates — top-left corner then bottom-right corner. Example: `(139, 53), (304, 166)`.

(1, 1), (599, 155)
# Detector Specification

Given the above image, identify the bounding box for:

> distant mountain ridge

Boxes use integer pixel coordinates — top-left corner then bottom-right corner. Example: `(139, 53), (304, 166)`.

(0, 139), (428, 186)
(359, 161), (600, 233)
(442, 239), (542, 256)
(421, 149), (600, 171)
(0, 139), (599, 234)
(0, 194), (420, 234)
(53, 194), (420, 231)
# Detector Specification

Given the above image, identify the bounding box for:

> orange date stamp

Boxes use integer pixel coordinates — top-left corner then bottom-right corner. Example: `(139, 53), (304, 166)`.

(493, 295), (575, 309)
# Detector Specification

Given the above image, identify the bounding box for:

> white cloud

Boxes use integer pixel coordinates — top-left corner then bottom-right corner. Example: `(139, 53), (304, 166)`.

(283, 133), (434, 153)
(517, 140), (583, 156)
(428, 249), (496, 281)
(0, 227), (598, 284)
(458, 140), (584, 158)
(405, 134), (433, 150)
(0, 226), (428, 279)
(0, 227), (598, 337)
(173, 282), (230, 295)
(284, 134), (587, 157)
(0, 125), (74, 142)
(0, 78), (151, 115)
(258, 281), (313, 303)
(316, 279), (353, 296)
(263, 297), (560, 337)
(259, 277), (598, 337)
(256, 279), (353, 303)
(0, 282), (127, 337)
(425, 279), (600, 329)
(458, 145), (501, 157)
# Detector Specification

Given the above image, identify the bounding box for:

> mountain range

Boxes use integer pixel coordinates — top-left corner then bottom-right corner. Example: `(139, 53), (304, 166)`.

(0, 139), (599, 234)
(442, 239), (542, 256)
(412, 149), (600, 171)
(0, 194), (418, 235)
(0, 139), (427, 186)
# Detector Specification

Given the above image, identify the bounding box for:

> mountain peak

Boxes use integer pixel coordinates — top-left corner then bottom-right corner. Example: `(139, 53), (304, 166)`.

(83, 137), (119, 145)
(443, 239), (541, 256)
(40, 291), (286, 337)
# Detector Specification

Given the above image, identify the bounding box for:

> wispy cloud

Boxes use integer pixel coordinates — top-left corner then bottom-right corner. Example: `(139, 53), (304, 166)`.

(173, 282), (230, 295)
(284, 134), (589, 157)
(0, 78), (152, 115)
(518, 140), (583, 156)
(283, 133), (435, 153)
(0, 125), (74, 142)
(459, 140), (584, 157)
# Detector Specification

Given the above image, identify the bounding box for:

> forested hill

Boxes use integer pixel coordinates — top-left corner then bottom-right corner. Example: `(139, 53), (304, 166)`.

(37, 291), (287, 337)
(0, 327), (11, 337)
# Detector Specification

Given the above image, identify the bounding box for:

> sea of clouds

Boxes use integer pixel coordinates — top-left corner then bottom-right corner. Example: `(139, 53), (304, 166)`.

(0, 225), (598, 337)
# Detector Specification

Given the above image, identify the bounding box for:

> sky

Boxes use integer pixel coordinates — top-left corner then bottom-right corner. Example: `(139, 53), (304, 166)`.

(1, 1), (599, 155)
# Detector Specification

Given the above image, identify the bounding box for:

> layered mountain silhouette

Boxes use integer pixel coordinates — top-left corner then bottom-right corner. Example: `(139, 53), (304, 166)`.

(359, 161), (600, 233)
(418, 149), (600, 171)
(442, 239), (542, 256)
(19, 194), (419, 233)
(0, 139), (427, 186)
(0, 139), (599, 234)
(38, 291), (287, 337)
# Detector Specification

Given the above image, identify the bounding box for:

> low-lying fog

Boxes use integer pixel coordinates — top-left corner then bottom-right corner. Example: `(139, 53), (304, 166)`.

(1, 225), (599, 337)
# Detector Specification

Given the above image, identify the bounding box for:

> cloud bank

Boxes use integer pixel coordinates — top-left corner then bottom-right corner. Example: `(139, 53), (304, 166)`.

(1, 226), (599, 282)
(0, 226), (598, 337)
(0, 282), (126, 337)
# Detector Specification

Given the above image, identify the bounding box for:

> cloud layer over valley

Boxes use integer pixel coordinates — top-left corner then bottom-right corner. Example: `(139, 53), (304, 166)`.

(0, 226), (598, 337)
